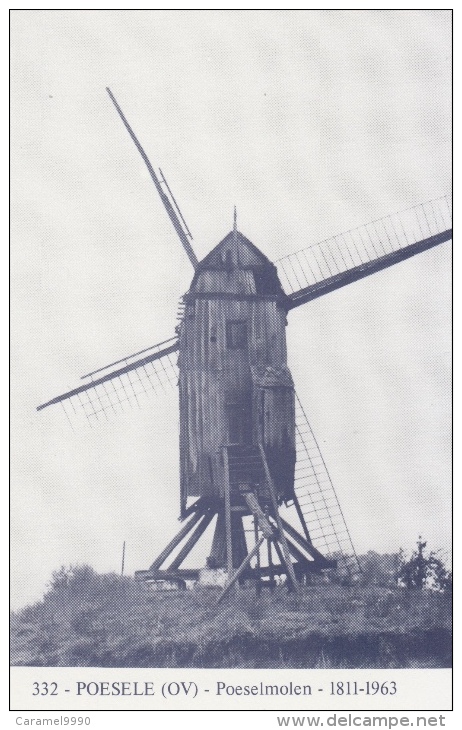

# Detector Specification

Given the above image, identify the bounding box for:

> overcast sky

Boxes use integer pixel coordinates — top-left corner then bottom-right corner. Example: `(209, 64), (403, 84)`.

(11, 9), (451, 609)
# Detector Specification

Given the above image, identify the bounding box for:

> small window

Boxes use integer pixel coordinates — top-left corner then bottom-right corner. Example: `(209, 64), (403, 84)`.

(226, 320), (247, 349)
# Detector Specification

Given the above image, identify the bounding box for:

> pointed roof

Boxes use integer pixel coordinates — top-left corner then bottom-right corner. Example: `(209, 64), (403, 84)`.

(188, 230), (287, 299)
(196, 230), (275, 271)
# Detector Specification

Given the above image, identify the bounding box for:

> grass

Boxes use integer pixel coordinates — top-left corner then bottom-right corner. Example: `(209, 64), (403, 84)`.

(10, 566), (452, 668)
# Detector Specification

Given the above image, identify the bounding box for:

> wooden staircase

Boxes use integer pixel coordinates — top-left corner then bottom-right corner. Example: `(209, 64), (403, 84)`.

(226, 444), (266, 496)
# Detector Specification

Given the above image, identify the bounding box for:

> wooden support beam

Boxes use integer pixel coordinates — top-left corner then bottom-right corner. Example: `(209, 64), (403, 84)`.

(209, 511), (226, 567)
(242, 561), (323, 580)
(264, 504), (275, 588)
(244, 492), (274, 538)
(149, 508), (204, 570)
(231, 511), (248, 571)
(135, 568), (200, 581)
(254, 516), (262, 596)
(258, 443), (299, 593)
(168, 510), (214, 569)
(267, 537), (275, 589)
(279, 516), (334, 565)
(180, 496), (205, 521)
(292, 493), (312, 544)
(217, 536), (265, 603)
(283, 533), (317, 570)
(222, 447), (234, 584)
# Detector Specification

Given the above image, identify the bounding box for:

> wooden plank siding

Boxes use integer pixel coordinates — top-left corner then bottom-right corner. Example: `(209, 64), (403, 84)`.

(178, 231), (296, 504)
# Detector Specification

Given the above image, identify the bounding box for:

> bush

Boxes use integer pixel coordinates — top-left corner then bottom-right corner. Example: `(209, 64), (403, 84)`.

(397, 538), (452, 591)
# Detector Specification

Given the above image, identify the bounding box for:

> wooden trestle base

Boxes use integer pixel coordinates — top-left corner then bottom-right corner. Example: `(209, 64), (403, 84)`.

(134, 495), (336, 599)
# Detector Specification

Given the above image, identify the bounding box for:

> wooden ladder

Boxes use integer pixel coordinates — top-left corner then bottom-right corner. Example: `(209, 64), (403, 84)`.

(217, 444), (299, 602)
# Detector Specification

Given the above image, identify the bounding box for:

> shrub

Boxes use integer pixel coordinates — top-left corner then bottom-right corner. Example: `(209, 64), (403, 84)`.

(397, 538), (452, 591)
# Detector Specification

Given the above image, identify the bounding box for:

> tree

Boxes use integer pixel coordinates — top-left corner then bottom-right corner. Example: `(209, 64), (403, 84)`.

(397, 537), (452, 591)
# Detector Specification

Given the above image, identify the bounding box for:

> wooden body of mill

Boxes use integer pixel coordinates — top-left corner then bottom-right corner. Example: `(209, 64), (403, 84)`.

(136, 227), (335, 597)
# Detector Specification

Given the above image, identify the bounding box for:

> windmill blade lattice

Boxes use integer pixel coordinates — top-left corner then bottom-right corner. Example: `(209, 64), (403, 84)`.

(277, 196), (452, 308)
(38, 337), (179, 424)
(293, 393), (361, 580)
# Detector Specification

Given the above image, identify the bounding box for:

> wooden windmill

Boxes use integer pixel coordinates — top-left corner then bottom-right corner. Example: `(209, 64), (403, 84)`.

(38, 89), (452, 599)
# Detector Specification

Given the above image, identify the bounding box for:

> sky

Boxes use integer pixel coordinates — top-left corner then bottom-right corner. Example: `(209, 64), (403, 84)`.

(11, 9), (451, 609)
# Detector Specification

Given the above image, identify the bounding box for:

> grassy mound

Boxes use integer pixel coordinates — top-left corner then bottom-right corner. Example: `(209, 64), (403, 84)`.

(10, 566), (451, 668)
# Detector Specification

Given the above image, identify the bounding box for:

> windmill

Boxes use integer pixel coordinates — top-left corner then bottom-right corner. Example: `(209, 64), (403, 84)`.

(37, 89), (452, 600)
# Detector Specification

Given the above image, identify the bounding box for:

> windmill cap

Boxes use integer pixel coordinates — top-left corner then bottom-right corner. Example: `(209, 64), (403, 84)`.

(188, 230), (288, 299)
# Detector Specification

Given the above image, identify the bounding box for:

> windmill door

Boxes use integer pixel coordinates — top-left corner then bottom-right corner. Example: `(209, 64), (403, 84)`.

(225, 393), (252, 445)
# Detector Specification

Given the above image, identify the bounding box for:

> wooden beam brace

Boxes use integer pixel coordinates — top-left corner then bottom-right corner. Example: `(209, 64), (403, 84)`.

(241, 562), (323, 579)
(180, 496), (205, 521)
(254, 516), (262, 595)
(258, 443), (299, 593)
(244, 493), (274, 538)
(283, 534), (318, 570)
(279, 516), (332, 565)
(149, 508), (204, 570)
(135, 568), (199, 581)
(168, 510), (214, 569)
(217, 536), (265, 604)
(292, 493), (313, 544)
(223, 447), (234, 582)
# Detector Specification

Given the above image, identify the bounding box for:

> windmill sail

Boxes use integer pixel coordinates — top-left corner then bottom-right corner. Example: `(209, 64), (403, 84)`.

(106, 88), (198, 269)
(276, 196), (452, 309)
(293, 394), (361, 579)
(37, 337), (179, 422)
